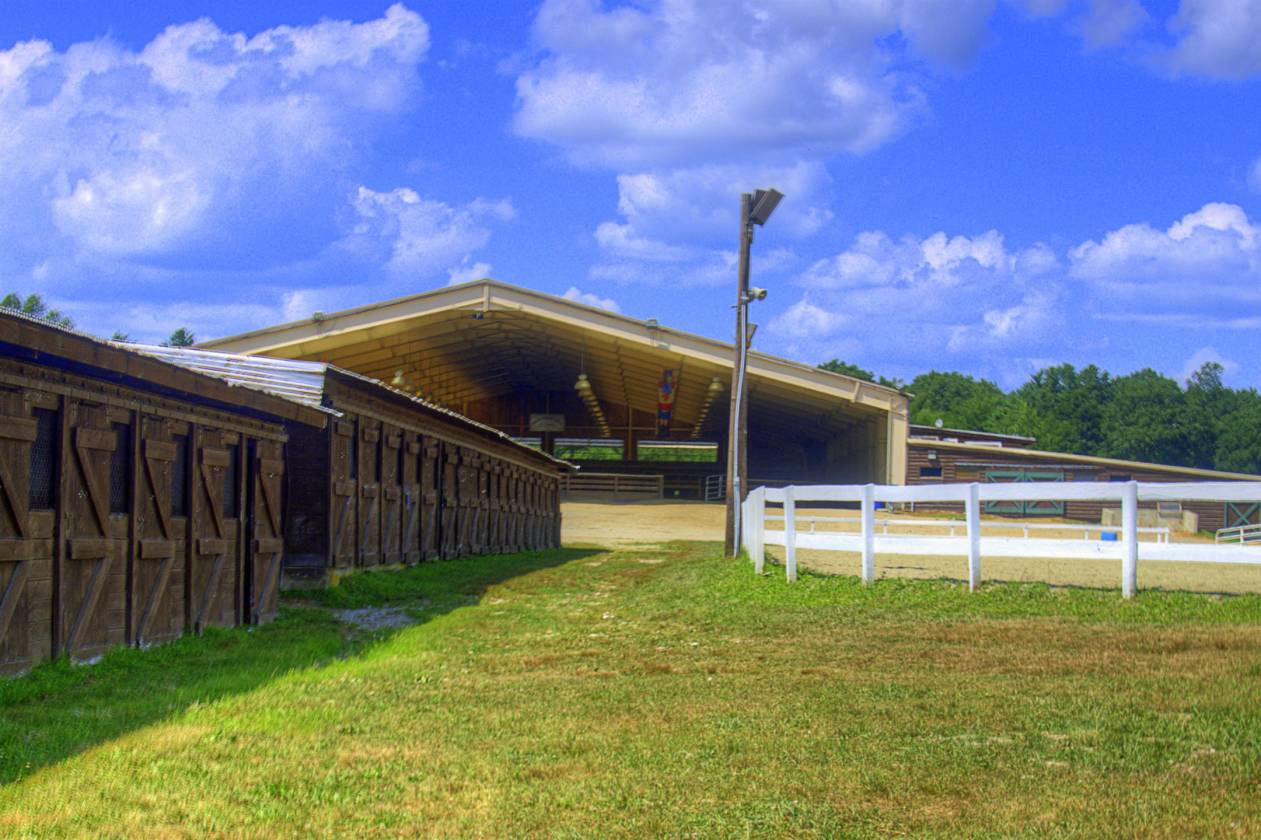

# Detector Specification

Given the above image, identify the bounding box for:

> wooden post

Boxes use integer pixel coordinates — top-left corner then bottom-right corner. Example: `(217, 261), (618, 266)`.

(861, 484), (875, 585)
(784, 487), (797, 583)
(1121, 480), (1139, 599)
(966, 482), (981, 592)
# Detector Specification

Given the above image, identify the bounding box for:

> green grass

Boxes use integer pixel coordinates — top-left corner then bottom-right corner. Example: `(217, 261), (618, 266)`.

(3, 543), (1261, 837)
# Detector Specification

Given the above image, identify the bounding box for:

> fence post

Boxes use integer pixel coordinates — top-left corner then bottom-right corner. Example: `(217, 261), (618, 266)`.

(750, 487), (766, 574)
(1121, 480), (1139, 599)
(784, 487), (797, 583)
(861, 484), (875, 585)
(966, 482), (981, 592)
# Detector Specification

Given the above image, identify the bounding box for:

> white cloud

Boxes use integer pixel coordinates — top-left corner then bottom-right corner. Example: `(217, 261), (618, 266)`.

(447, 260), (493, 285)
(0, 4), (429, 266)
(1074, 0), (1148, 49)
(772, 226), (1066, 378)
(771, 298), (849, 339)
(1166, 0), (1261, 79)
(1248, 156), (1261, 193)
(1069, 203), (1261, 316)
(562, 286), (620, 312)
(514, 0), (974, 170)
(1179, 346), (1240, 383)
(345, 187), (515, 279)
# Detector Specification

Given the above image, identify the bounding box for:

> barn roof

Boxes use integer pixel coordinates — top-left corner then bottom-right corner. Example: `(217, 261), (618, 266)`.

(910, 438), (1261, 482)
(133, 344), (570, 469)
(197, 278), (911, 483)
(0, 309), (328, 428)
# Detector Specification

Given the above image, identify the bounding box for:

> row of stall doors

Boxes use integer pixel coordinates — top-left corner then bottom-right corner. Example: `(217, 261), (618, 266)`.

(0, 392), (284, 675)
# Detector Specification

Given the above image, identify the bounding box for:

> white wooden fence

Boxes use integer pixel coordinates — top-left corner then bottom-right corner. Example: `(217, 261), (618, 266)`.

(739, 481), (1261, 598)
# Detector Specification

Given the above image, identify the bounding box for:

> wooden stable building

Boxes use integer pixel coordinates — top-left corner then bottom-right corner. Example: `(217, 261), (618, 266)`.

(906, 425), (1261, 532)
(136, 347), (568, 586)
(0, 312), (325, 675)
(0, 315), (566, 676)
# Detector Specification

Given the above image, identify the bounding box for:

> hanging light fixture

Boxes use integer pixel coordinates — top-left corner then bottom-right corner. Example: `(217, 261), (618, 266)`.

(574, 373), (612, 437)
(690, 377), (725, 438)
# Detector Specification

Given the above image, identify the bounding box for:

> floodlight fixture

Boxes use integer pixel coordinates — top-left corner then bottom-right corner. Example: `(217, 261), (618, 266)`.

(746, 287), (768, 302)
(748, 188), (783, 226)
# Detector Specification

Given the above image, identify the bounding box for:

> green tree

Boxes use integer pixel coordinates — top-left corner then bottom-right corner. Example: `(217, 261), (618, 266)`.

(905, 370), (1007, 431)
(1013, 364), (1112, 454)
(110, 331), (132, 343)
(818, 359), (904, 390)
(0, 291), (73, 328)
(1214, 390), (1261, 474)
(1100, 369), (1189, 465)
(162, 328), (196, 347)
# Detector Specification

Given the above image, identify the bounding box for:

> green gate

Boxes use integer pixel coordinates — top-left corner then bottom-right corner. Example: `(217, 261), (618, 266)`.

(1224, 502), (1261, 528)
(984, 469), (1065, 516)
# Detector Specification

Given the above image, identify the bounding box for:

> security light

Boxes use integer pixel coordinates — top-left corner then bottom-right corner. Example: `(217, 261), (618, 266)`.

(748, 188), (783, 226)
(746, 287), (768, 302)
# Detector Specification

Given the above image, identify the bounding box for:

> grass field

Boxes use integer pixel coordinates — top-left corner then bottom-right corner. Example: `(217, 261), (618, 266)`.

(3, 543), (1261, 837)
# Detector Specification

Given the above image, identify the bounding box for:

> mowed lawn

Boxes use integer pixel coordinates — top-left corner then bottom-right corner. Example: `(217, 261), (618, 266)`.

(3, 544), (1261, 838)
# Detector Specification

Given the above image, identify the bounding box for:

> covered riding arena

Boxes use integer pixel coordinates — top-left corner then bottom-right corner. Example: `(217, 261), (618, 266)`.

(202, 280), (910, 500)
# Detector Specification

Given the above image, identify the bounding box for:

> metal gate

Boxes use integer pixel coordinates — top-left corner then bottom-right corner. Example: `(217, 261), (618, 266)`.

(984, 469), (1065, 516)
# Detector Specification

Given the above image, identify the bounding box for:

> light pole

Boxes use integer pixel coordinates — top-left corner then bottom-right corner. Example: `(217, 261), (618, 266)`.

(724, 187), (782, 557)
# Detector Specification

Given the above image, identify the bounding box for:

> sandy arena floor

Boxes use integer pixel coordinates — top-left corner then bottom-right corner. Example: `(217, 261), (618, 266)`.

(561, 500), (1261, 594)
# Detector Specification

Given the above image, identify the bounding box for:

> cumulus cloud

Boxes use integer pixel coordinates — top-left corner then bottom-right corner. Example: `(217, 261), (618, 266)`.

(771, 226), (1065, 379)
(1179, 346), (1240, 383)
(1166, 0), (1261, 79)
(1074, 0), (1148, 50)
(447, 260), (494, 285)
(562, 286), (620, 311)
(345, 187), (516, 278)
(0, 4), (430, 269)
(1248, 156), (1261, 193)
(513, 0), (985, 170)
(1069, 202), (1261, 321)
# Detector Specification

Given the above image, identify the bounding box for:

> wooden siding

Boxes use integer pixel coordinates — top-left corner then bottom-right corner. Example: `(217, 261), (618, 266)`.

(907, 442), (1261, 531)
(0, 351), (291, 675)
(281, 377), (564, 585)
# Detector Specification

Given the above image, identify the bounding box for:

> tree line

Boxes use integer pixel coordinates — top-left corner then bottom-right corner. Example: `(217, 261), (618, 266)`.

(1, 292), (196, 346)
(820, 359), (1261, 475)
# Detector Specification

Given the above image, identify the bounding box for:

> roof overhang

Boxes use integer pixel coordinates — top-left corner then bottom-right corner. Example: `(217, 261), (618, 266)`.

(200, 279), (909, 427)
(910, 438), (1261, 482)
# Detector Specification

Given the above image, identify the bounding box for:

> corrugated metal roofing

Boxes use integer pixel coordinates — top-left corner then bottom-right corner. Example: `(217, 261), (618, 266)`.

(131, 345), (331, 411)
(132, 343), (570, 468)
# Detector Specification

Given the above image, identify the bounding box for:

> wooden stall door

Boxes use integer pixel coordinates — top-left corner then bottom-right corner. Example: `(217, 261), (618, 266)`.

(441, 443), (461, 559)
(59, 400), (128, 661)
(380, 426), (403, 566)
(331, 419), (357, 570)
(509, 467), (524, 553)
(358, 420), (382, 567)
(468, 452), (486, 555)
(489, 462), (503, 554)
(0, 391), (54, 674)
(248, 440), (285, 624)
(420, 438), (440, 561)
(189, 430), (241, 633)
(401, 434), (421, 565)
(131, 416), (186, 647)
(458, 448), (478, 557)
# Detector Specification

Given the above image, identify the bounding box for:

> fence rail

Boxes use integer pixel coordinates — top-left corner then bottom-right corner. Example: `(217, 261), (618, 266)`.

(1216, 523), (1261, 545)
(740, 480), (1261, 598)
(560, 471), (664, 499)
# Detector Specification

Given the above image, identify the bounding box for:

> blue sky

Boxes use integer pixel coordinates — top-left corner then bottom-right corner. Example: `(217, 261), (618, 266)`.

(2, 0), (1259, 388)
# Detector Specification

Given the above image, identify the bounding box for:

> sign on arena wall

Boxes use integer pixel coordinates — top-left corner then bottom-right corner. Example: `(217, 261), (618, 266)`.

(529, 413), (565, 432)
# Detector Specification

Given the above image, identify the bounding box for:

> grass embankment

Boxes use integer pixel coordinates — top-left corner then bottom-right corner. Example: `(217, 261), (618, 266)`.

(2, 544), (1261, 837)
